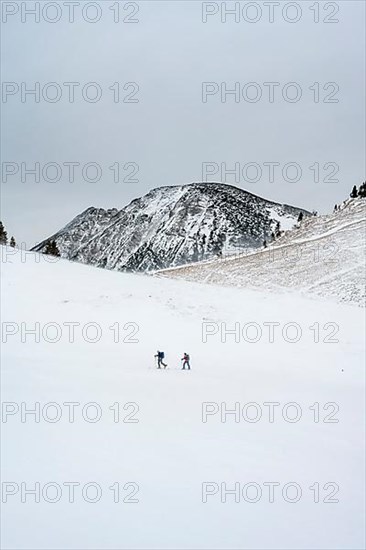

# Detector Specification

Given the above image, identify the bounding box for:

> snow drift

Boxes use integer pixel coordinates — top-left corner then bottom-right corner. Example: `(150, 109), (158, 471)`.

(159, 198), (366, 306)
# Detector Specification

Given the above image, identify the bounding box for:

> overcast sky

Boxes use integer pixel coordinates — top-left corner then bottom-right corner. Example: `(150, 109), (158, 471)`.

(1, 0), (365, 247)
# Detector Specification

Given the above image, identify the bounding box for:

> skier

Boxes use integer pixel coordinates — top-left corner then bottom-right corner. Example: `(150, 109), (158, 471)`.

(155, 350), (167, 369)
(181, 352), (191, 370)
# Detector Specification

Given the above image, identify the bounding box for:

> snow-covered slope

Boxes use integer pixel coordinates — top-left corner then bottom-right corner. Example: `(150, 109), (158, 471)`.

(159, 198), (366, 306)
(1, 248), (365, 549)
(32, 183), (309, 272)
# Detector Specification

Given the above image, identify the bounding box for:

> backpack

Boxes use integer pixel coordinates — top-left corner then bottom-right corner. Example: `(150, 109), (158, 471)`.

(185, 353), (190, 360)
(160, 351), (165, 359)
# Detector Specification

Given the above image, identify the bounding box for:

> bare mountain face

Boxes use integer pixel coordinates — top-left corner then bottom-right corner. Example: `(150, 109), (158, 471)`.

(32, 183), (310, 272)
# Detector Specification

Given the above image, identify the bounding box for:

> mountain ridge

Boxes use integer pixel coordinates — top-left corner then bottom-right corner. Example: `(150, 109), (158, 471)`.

(158, 197), (366, 305)
(32, 182), (311, 272)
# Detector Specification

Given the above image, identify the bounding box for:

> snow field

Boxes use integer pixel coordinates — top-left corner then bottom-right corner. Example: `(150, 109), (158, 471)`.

(1, 249), (365, 549)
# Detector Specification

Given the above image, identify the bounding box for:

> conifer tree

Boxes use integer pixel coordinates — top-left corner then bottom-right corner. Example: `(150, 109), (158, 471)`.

(0, 221), (8, 245)
(275, 221), (281, 238)
(358, 182), (366, 198)
(44, 240), (60, 257)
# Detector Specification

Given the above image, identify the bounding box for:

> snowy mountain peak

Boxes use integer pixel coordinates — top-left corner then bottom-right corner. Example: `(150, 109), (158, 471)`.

(32, 182), (310, 272)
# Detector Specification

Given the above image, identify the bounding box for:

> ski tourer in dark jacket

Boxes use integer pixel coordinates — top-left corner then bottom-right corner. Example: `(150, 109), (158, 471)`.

(155, 351), (167, 369)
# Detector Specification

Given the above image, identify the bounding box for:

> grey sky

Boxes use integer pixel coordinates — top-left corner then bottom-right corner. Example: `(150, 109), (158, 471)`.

(1, 0), (365, 247)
